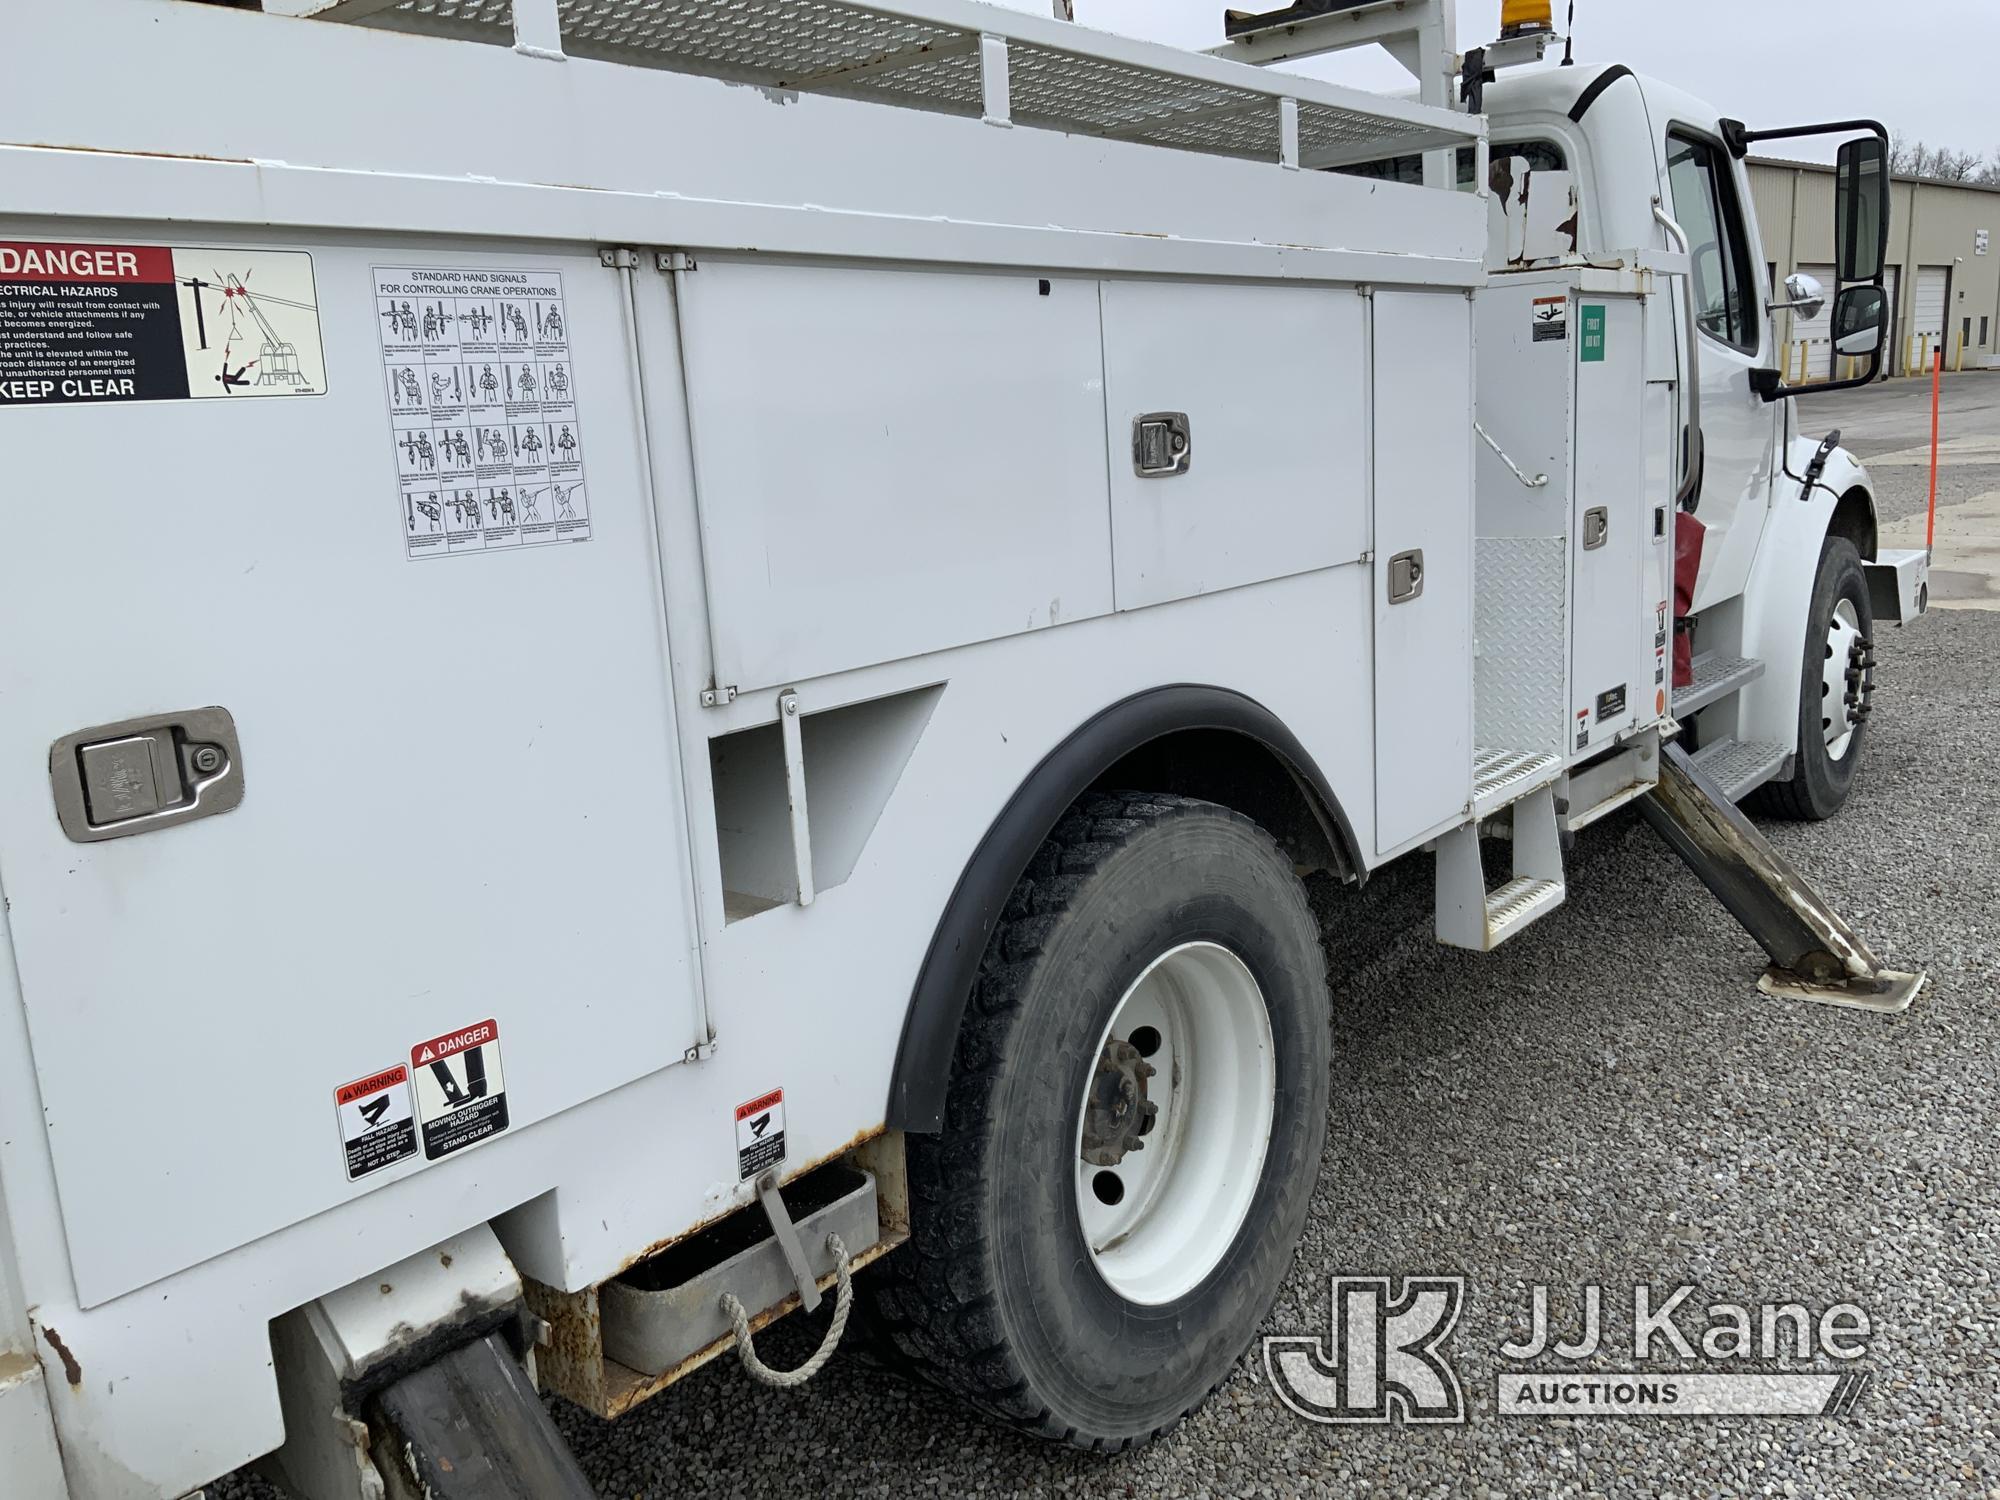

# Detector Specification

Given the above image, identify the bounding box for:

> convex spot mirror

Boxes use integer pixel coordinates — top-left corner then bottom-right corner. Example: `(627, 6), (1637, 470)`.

(1833, 284), (1887, 357)
(1837, 136), (1890, 285)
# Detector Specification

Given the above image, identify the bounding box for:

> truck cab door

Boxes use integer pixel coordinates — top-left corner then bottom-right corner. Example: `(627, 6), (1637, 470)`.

(1663, 127), (1779, 612)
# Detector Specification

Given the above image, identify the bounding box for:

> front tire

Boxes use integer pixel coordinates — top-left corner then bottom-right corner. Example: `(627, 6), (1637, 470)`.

(865, 791), (1330, 1450)
(1753, 536), (1874, 821)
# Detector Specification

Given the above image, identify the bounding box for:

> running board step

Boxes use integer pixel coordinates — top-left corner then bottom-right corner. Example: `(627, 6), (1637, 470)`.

(1437, 785), (1566, 952)
(1640, 742), (1925, 1013)
(1688, 736), (1788, 803)
(1674, 653), (1765, 717)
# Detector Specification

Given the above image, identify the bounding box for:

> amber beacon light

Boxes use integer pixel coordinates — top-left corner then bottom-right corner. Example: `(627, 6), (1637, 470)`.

(1500, 0), (1555, 35)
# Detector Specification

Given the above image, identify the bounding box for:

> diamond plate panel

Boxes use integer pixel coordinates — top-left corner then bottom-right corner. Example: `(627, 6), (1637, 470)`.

(1475, 534), (1567, 757)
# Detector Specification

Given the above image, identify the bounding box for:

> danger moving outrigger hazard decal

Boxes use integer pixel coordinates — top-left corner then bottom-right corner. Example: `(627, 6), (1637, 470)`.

(410, 1019), (510, 1161)
(0, 241), (325, 406)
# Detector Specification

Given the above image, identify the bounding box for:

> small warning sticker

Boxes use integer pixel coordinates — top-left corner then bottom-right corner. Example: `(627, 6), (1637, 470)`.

(1532, 295), (1568, 343)
(409, 1019), (510, 1162)
(0, 242), (325, 406)
(334, 1065), (419, 1182)
(735, 1089), (787, 1181)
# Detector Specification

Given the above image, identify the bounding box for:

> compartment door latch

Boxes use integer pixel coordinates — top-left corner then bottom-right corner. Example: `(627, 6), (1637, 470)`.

(50, 707), (244, 843)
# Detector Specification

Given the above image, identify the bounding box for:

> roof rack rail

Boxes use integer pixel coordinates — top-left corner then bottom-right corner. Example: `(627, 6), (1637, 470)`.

(265, 0), (1477, 173)
(1209, 0), (1462, 185)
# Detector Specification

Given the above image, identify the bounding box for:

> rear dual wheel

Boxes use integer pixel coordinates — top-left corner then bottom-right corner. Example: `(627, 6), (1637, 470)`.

(865, 792), (1329, 1450)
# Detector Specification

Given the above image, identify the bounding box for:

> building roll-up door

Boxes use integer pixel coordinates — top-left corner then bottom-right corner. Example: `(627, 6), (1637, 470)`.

(1913, 265), (1949, 371)
(1795, 263), (1835, 381)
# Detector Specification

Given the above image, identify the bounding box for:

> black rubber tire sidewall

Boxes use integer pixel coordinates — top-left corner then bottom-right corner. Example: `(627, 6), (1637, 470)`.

(1776, 537), (1872, 821)
(982, 807), (1328, 1442)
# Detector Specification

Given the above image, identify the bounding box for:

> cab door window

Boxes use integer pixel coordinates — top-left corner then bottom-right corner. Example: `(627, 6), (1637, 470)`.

(1667, 130), (1760, 352)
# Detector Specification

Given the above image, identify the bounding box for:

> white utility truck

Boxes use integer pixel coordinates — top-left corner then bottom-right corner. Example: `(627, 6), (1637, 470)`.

(0, 0), (1926, 1494)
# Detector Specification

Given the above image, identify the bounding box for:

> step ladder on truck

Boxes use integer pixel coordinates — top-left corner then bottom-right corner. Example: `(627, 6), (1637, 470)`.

(0, 0), (1925, 1494)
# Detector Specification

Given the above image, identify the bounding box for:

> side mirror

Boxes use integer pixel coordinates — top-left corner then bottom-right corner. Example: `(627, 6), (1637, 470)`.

(1836, 136), (1890, 285)
(1770, 271), (1826, 320)
(1832, 284), (1887, 357)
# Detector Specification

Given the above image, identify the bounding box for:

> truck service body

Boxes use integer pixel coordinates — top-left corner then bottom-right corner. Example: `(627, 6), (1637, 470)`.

(0, 1), (1923, 1494)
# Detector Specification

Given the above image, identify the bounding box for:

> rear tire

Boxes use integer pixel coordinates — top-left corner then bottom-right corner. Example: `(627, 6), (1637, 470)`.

(1753, 537), (1873, 821)
(864, 791), (1329, 1451)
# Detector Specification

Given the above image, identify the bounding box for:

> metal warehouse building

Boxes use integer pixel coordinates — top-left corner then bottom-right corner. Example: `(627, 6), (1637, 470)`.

(1753, 157), (2000, 379)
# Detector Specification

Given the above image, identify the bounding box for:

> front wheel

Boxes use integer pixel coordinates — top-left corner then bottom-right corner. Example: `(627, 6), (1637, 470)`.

(864, 792), (1330, 1450)
(1753, 536), (1875, 821)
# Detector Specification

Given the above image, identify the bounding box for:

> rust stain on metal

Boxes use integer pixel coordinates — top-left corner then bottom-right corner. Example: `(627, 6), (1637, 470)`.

(17, 140), (253, 166)
(41, 1326), (82, 1387)
(610, 1122), (890, 1279)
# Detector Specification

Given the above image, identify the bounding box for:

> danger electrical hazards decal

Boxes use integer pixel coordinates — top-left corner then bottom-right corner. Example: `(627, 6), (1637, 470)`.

(0, 241), (325, 406)
(736, 1089), (787, 1181)
(410, 1019), (510, 1161)
(334, 1066), (419, 1182)
(372, 265), (592, 560)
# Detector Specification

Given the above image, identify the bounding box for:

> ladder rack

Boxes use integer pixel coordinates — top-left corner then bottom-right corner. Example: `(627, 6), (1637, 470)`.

(266, 0), (1479, 172)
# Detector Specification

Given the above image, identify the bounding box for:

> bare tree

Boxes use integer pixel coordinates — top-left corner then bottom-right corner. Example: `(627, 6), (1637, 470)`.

(1890, 133), (1991, 183)
(1052, 0), (1075, 17)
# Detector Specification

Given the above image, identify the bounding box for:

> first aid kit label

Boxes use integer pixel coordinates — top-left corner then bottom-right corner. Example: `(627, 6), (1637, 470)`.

(410, 1019), (510, 1161)
(372, 266), (592, 560)
(335, 1065), (419, 1181)
(0, 241), (325, 406)
(735, 1089), (787, 1181)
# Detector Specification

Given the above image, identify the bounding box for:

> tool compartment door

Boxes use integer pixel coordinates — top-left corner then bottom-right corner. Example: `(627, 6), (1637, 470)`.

(1371, 290), (1475, 853)
(0, 228), (701, 1304)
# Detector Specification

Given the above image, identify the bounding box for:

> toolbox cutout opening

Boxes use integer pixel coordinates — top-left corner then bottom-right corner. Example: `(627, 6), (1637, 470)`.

(710, 684), (941, 922)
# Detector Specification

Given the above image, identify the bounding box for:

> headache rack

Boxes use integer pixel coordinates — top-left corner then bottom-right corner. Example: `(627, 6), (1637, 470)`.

(265, 0), (1480, 172)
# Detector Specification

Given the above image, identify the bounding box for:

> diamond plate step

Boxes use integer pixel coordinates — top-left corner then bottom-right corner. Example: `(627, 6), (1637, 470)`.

(1483, 876), (1565, 945)
(1689, 736), (1789, 803)
(1472, 747), (1563, 816)
(1674, 653), (1765, 718)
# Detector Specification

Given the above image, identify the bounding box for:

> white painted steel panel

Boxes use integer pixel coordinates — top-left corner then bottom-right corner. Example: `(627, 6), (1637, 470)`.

(677, 260), (1115, 692)
(0, 230), (702, 1305)
(1372, 291), (1475, 853)
(1102, 281), (1368, 610)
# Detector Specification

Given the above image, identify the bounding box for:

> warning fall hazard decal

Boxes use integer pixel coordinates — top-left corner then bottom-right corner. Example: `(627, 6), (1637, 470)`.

(410, 1019), (510, 1161)
(334, 1065), (419, 1182)
(0, 241), (325, 406)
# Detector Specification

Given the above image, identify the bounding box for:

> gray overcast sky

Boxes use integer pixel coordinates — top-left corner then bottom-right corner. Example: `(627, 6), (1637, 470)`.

(985, 0), (2000, 163)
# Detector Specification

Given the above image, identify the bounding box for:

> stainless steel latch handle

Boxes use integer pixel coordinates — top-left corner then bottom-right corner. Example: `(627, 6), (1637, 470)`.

(1387, 549), (1425, 604)
(49, 707), (244, 843)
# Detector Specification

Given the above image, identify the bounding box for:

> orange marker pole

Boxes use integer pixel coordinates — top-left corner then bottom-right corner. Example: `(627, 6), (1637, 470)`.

(1927, 346), (1942, 560)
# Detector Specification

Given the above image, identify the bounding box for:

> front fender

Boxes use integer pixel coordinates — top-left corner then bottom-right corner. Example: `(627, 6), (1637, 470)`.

(1733, 444), (1855, 754)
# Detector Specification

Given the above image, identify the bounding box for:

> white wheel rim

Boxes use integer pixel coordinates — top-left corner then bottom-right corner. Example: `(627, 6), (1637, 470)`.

(1822, 597), (1864, 762)
(1073, 941), (1276, 1306)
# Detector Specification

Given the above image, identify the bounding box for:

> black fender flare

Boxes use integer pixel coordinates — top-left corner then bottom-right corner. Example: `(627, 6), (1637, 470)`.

(886, 684), (1360, 1132)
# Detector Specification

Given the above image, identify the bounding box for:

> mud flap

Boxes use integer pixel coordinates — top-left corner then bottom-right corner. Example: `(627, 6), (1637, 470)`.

(371, 1331), (595, 1500)
(1640, 742), (1925, 1013)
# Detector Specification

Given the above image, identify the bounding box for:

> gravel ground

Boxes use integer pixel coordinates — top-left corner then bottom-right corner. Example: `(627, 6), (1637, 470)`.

(220, 378), (2000, 1499)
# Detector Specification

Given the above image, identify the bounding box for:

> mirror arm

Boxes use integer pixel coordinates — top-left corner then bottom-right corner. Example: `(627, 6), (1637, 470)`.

(1718, 116), (1888, 160)
(1652, 199), (1705, 510)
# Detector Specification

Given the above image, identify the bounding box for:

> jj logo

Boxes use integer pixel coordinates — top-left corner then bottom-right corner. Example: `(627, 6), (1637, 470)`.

(1265, 1276), (1466, 1424)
